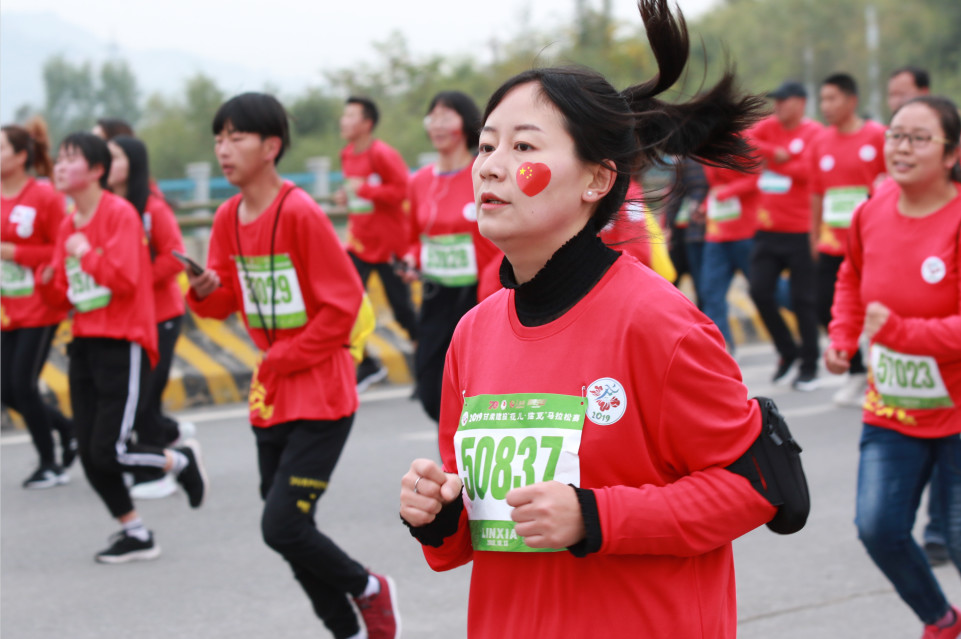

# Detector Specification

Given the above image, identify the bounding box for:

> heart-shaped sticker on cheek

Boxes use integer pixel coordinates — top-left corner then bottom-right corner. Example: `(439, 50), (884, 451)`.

(517, 162), (551, 197)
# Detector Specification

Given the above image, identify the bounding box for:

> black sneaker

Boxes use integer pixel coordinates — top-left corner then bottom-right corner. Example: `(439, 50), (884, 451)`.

(792, 371), (819, 392)
(22, 464), (69, 489)
(772, 357), (797, 385)
(357, 357), (388, 393)
(175, 439), (208, 508)
(61, 435), (78, 469)
(95, 531), (161, 564)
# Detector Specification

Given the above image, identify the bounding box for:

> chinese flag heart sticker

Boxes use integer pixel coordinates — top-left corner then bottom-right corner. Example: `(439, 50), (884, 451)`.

(516, 162), (551, 196)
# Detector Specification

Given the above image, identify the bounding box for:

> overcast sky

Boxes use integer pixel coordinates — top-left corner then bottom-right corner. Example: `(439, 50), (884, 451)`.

(2, 0), (717, 84)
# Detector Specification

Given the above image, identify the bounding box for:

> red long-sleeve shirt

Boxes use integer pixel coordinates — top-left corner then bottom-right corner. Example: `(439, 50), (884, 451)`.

(1, 178), (69, 329)
(186, 182), (363, 427)
(406, 164), (502, 301)
(829, 185), (961, 436)
(808, 120), (887, 256)
(702, 165), (760, 242)
(341, 140), (410, 263)
(38, 191), (158, 365)
(750, 116), (824, 233)
(144, 193), (186, 323)
(425, 256), (775, 638)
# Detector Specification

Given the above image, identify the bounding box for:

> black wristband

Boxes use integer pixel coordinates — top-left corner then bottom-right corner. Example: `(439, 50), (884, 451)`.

(567, 486), (602, 557)
(402, 497), (465, 548)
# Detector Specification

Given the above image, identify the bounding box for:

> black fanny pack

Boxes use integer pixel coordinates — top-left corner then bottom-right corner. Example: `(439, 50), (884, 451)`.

(727, 396), (810, 535)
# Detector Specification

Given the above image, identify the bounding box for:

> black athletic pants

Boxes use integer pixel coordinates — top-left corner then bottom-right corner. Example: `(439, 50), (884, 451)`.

(416, 282), (477, 422)
(255, 417), (369, 639)
(69, 337), (168, 518)
(1, 325), (73, 465)
(132, 314), (184, 482)
(349, 252), (418, 341)
(749, 231), (820, 375)
(816, 252), (866, 374)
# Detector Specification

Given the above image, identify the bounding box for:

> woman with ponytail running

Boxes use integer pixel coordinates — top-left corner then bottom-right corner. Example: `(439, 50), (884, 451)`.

(399, 1), (779, 636)
(1, 117), (76, 488)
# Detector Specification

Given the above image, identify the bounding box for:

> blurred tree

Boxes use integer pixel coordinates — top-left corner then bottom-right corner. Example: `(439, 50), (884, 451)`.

(97, 60), (141, 125)
(43, 56), (97, 144)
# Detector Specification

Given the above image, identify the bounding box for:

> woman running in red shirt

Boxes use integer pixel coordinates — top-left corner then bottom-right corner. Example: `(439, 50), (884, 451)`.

(401, 91), (502, 422)
(107, 135), (190, 499)
(826, 96), (961, 638)
(1, 118), (76, 488)
(398, 1), (779, 636)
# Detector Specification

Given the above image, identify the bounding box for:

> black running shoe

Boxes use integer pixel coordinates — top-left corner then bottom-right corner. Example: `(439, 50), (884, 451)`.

(22, 464), (69, 489)
(771, 357), (797, 385)
(175, 439), (208, 508)
(61, 436), (78, 469)
(357, 357), (388, 393)
(792, 371), (819, 392)
(95, 531), (161, 564)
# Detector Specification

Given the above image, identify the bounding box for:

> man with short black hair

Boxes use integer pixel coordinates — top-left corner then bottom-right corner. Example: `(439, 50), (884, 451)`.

(887, 65), (931, 115)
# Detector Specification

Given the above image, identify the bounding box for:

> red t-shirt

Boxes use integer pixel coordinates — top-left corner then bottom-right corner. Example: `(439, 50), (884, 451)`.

(808, 120), (887, 255)
(829, 185), (961, 437)
(750, 116), (824, 233)
(340, 139), (410, 263)
(425, 256), (775, 638)
(406, 164), (502, 301)
(186, 182), (363, 427)
(702, 165), (760, 242)
(38, 191), (158, 365)
(1, 178), (69, 329)
(144, 193), (186, 322)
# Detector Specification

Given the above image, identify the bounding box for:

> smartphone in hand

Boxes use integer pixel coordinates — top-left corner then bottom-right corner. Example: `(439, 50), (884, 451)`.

(172, 250), (205, 276)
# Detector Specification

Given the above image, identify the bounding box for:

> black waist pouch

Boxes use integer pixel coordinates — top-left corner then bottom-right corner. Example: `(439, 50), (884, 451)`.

(726, 396), (810, 534)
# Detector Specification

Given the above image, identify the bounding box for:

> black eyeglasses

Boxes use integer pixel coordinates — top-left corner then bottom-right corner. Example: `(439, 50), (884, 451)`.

(884, 129), (949, 149)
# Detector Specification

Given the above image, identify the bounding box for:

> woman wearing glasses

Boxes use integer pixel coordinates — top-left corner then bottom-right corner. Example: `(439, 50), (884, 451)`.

(826, 96), (961, 638)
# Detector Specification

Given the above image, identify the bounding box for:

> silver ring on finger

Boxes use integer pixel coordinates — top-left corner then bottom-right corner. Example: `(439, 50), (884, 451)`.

(413, 476), (423, 494)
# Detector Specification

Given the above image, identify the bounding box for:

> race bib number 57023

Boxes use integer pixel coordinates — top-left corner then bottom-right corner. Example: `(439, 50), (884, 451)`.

(454, 393), (585, 553)
(870, 344), (954, 410)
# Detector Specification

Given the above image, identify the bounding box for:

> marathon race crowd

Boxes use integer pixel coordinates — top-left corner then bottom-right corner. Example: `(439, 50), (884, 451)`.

(2, 0), (960, 637)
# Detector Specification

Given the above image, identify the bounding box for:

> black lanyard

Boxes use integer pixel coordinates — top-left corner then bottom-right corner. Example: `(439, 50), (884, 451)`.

(233, 186), (296, 347)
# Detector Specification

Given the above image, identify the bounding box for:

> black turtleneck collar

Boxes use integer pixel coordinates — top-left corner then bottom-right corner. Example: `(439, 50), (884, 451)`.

(499, 223), (620, 327)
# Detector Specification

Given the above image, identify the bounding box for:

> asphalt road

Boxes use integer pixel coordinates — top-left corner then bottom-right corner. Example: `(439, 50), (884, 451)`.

(3, 342), (959, 638)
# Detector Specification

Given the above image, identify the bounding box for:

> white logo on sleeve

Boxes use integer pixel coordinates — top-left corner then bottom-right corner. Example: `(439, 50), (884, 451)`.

(586, 377), (627, 425)
(922, 257), (946, 284)
(859, 145), (878, 162)
(789, 138), (805, 154)
(819, 155), (835, 172)
(10, 205), (37, 238)
(462, 202), (478, 222)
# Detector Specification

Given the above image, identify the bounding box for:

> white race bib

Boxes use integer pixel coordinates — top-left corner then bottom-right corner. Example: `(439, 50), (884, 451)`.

(345, 176), (377, 214)
(1, 259), (34, 298)
(823, 186), (868, 229)
(758, 171), (793, 194)
(454, 393), (585, 553)
(707, 195), (742, 222)
(870, 344), (954, 410)
(420, 233), (477, 286)
(235, 254), (308, 329)
(66, 256), (111, 312)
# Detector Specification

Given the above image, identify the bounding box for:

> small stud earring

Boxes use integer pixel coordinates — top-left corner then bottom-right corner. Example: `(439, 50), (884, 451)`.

(586, 190), (594, 197)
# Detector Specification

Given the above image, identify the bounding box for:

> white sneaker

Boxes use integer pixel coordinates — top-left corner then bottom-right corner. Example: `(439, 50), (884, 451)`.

(833, 372), (868, 408)
(172, 421), (197, 447)
(129, 473), (178, 500)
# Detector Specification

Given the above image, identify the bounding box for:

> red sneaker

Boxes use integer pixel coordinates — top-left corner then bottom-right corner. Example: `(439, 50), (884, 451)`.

(923, 607), (961, 639)
(353, 573), (400, 639)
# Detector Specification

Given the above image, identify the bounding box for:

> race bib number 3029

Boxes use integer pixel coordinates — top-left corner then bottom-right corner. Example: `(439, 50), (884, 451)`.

(235, 254), (308, 329)
(454, 393), (585, 553)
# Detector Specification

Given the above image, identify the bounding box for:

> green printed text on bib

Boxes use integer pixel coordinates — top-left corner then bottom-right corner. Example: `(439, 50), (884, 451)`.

(758, 171), (793, 194)
(421, 233), (477, 286)
(1, 259), (34, 297)
(235, 254), (308, 329)
(707, 195), (742, 222)
(454, 393), (585, 553)
(345, 182), (374, 214)
(823, 186), (868, 229)
(870, 344), (954, 410)
(66, 256), (111, 312)
(675, 197), (700, 226)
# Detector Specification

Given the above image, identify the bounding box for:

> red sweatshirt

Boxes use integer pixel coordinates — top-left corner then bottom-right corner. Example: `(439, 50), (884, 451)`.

(186, 182), (363, 427)
(702, 165), (760, 242)
(38, 191), (158, 365)
(750, 116), (824, 233)
(406, 164), (502, 301)
(426, 256), (775, 638)
(1, 178), (69, 329)
(340, 139), (410, 263)
(829, 185), (961, 436)
(808, 120), (887, 255)
(144, 193), (186, 322)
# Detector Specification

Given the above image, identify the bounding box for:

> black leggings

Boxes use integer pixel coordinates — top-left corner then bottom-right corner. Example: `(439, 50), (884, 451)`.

(817, 252), (866, 374)
(1, 325), (73, 465)
(349, 252), (418, 340)
(255, 418), (369, 639)
(70, 337), (168, 518)
(415, 282), (477, 422)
